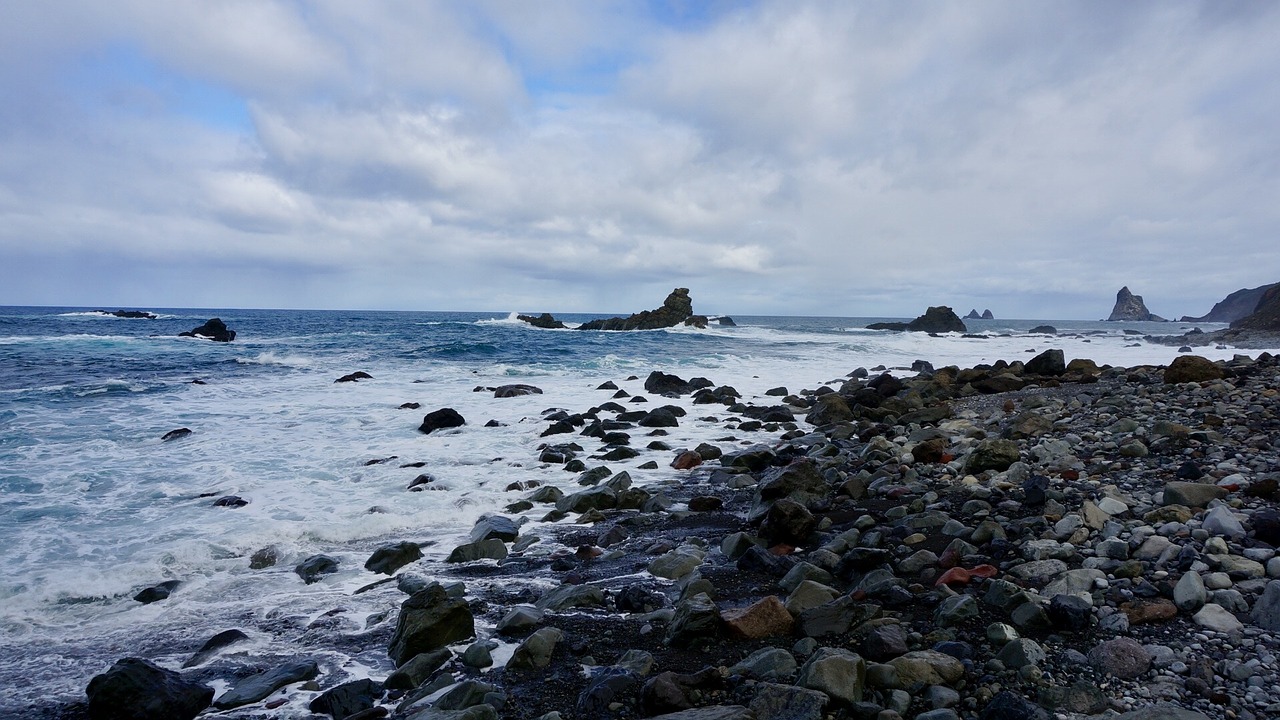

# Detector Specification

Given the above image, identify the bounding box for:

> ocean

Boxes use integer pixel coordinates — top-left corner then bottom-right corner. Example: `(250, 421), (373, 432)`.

(0, 305), (1269, 714)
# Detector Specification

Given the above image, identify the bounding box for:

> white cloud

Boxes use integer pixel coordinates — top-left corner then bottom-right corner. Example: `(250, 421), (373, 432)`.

(2, 1), (1280, 317)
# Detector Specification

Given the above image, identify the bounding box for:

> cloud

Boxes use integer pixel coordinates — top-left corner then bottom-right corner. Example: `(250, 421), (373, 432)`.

(2, 1), (1279, 318)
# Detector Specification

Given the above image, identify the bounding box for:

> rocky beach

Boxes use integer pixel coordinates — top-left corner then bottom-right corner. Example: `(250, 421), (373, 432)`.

(72, 344), (1280, 720)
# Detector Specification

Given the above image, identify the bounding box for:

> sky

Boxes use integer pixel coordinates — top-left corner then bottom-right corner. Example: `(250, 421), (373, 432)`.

(1, 1), (1278, 319)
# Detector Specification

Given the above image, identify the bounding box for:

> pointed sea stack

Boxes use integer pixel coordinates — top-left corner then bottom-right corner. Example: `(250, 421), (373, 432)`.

(577, 288), (698, 331)
(1106, 287), (1164, 322)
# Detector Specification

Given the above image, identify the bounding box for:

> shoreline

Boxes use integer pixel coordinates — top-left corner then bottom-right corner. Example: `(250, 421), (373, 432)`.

(39, 350), (1280, 720)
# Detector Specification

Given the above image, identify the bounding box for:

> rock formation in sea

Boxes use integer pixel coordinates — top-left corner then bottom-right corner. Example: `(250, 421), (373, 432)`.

(578, 288), (698, 331)
(963, 309), (995, 320)
(1230, 283), (1280, 331)
(100, 309), (157, 319)
(867, 306), (967, 333)
(982, 309), (994, 320)
(178, 318), (236, 342)
(516, 313), (566, 329)
(1106, 287), (1165, 321)
(1180, 283), (1279, 323)
(516, 289), (705, 331)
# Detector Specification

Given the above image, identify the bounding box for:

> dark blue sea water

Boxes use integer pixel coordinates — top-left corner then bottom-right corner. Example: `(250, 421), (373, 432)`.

(0, 305), (1253, 714)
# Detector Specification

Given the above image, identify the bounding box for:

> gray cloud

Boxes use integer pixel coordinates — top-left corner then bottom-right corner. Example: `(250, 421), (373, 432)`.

(1, 1), (1278, 318)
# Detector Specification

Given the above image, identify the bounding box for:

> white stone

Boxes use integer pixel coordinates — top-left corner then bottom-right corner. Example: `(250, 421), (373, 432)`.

(1194, 603), (1243, 634)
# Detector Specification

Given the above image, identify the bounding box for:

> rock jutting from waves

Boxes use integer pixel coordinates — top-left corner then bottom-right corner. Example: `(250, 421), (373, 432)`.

(80, 350), (1280, 720)
(578, 288), (704, 331)
(178, 318), (236, 342)
(1181, 282), (1279, 323)
(520, 288), (709, 331)
(1107, 286), (1166, 322)
(963, 309), (995, 320)
(98, 309), (157, 319)
(867, 305), (967, 333)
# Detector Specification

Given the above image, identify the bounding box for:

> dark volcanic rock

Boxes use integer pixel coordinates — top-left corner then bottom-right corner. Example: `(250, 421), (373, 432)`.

(1182, 282), (1278, 323)
(419, 408), (465, 434)
(493, 384), (543, 398)
(388, 584), (475, 665)
(179, 318), (236, 342)
(365, 541), (423, 575)
(1029, 325), (1057, 334)
(644, 371), (695, 397)
(1024, 349), (1065, 376)
(335, 371), (373, 383)
(161, 428), (192, 441)
(183, 629), (249, 668)
(578, 288), (696, 331)
(215, 659), (319, 710)
(308, 678), (381, 719)
(867, 306), (967, 333)
(133, 580), (181, 604)
(86, 657), (213, 720)
(1107, 286), (1164, 322)
(103, 309), (157, 319)
(518, 312), (566, 329)
(295, 555), (339, 584)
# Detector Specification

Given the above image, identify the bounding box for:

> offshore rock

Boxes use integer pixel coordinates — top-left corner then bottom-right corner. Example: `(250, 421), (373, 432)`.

(517, 313), (566, 329)
(1106, 286), (1164, 321)
(86, 658), (213, 720)
(419, 407), (465, 434)
(179, 318), (236, 342)
(578, 288), (696, 331)
(867, 306), (967, 333)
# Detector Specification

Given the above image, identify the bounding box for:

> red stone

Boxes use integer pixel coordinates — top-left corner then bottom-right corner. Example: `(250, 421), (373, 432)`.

(722, 596), (794, 639)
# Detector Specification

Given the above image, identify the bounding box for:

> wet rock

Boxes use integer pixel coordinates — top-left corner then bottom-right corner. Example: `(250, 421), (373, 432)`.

(493, 384), (543, 398)
(296, 555), (339, 584)
(182, 629), (249, 668)
(86, 657), (213, 720)
(446, 539), (508, 563)
(419, 408), (466, 434)
(470, 515), (520, 543)
(335, 371), (373, 383)
(389, 584), (475, 665)
(366, 541), (423, 575)
(161, 428), (192, 441)
(385, 648), (451, 690)
(133, 580), (181, 604)
(649, 546), (706, 580)
(215, 659), (319, 710)
(536, 583), (605, 612)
